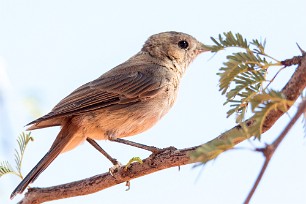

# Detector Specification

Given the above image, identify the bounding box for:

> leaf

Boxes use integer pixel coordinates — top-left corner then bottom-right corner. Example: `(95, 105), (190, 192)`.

(251, 39), (266, 54)
(226, 70), (265, 100)
(15, 132), (34, 174)
(219, 51), (266, 95)
(250, 90), (291, 112)
(249, 90), (294, 137)
(209, 32), (281, 124)
(0, 132), (34, 180)
(0, 161), (15, 177)
(205, 32), (249, 52)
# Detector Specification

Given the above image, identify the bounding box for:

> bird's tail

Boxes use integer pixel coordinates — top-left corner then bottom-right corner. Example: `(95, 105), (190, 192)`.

(10, 121), (77, 199)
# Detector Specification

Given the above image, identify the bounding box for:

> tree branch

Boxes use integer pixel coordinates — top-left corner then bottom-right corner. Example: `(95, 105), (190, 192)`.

(244, 99), (306, 204)
(19, 54), (306, 204)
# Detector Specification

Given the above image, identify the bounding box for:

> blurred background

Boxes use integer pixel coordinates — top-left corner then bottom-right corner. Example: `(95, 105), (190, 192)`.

(1, 0), (306, 203)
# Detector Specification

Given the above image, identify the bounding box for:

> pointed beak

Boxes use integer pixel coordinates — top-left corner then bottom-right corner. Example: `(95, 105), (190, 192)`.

(196, 42), (210, 54)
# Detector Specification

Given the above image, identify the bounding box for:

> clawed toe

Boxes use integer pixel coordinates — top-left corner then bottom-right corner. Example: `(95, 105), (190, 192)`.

(109, 162), (123, 176)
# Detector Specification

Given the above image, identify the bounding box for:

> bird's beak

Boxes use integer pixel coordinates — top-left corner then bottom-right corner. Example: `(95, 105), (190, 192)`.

(196, 42), (210, 54)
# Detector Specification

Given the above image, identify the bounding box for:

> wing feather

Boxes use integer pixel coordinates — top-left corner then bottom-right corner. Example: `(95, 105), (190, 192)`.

(27, 65), (168, 127)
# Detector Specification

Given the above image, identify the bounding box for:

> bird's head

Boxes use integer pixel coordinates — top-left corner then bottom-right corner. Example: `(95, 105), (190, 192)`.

(142, 31), (208, 72)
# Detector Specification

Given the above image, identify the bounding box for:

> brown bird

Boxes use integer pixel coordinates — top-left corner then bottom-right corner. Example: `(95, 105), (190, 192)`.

(10, 31), (207, 199)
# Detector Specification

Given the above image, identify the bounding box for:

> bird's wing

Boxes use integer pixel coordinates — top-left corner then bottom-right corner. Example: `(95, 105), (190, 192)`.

(27, 66), (167, 128)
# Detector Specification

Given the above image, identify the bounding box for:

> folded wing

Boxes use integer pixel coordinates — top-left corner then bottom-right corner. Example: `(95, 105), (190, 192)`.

(27, 65), (167, 130)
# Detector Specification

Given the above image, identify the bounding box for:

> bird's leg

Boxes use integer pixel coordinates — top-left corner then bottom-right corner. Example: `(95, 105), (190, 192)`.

(109, 138), (161, 154)
(86, 138), (118, 165)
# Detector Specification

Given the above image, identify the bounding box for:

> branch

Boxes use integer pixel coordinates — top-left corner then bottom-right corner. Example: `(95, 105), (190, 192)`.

(191, 52), (306, 162)
(19, 54), (306, 204)
(244, 99), (306, 204)
(19, 147), (195, 204)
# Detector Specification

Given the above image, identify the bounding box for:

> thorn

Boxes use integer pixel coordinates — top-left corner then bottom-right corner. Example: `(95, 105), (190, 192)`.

(255, 148), (264, 153)
(125, 181), (131, 191)
(296, 43), (306, 55)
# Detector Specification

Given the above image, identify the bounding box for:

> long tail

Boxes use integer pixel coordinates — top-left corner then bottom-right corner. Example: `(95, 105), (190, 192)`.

(10, 121), (77, 199)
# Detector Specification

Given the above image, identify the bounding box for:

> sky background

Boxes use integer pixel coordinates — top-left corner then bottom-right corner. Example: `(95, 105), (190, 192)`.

(1, 0), (306, 203)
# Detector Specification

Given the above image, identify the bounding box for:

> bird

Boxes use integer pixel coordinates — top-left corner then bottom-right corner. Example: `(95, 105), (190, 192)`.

(10, 31), (208, 199)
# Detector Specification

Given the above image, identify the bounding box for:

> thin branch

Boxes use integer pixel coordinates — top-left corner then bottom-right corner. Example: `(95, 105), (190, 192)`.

(264, 66), (286, 91)
(273, 100), (306, 148)
(244, 99), (306, 204)
(18, 54), (306, 204)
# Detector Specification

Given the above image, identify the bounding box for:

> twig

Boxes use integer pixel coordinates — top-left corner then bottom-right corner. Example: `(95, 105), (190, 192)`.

(244, 99), (306, 204)
(281, 55), (303, 67)
(264, 66), (286, 90)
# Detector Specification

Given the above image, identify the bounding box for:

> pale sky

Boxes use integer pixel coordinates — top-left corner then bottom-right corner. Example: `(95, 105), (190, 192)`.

(1, 0), (306, 203)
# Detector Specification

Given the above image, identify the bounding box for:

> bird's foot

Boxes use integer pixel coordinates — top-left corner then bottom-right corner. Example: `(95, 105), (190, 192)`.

(109, 162), (123, 176)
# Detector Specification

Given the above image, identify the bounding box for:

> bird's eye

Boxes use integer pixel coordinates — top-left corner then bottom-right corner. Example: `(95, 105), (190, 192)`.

(178, 40), (189, 49)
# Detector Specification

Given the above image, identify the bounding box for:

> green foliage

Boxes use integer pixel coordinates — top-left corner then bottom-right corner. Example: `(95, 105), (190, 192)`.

(192, 32), (297, 162)
(0, 132), (33, 179)
(15, 132), (34, 177)
(204, 32), (290, 136)
(0, 161), (15, 177)
(204, 32), (248, 52)
(191, 90), (293, 162)
(249, 90), (294, 138)
(207, 32), (285, 126)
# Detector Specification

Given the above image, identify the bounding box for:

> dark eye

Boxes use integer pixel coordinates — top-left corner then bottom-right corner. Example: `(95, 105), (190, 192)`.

(178, 40), (189, 49)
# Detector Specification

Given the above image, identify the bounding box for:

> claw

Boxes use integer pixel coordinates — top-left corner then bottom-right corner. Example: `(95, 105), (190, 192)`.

(109, 162), (123, 176)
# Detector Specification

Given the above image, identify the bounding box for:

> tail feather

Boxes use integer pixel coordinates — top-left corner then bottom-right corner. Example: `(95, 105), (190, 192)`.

(26, 118), (62, 131)
(10, 121), (77, 199)
(10, 147), (61, 199)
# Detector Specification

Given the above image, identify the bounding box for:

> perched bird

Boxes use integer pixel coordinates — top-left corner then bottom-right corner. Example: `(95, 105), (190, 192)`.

(11, 31), (207, 198)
